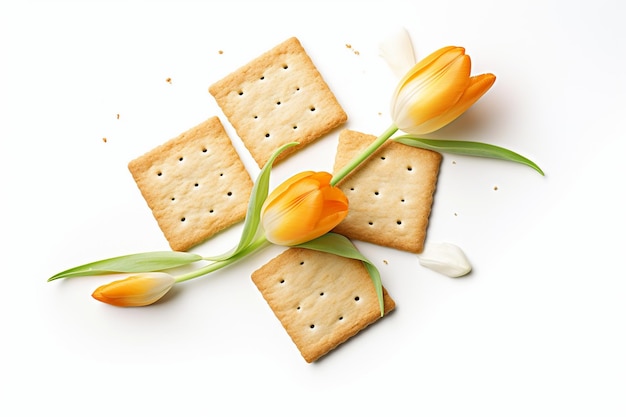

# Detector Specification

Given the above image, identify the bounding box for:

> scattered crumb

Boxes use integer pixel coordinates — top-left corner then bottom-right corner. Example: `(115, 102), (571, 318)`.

(378, 112), (382, 116)
(218, 50), (223, 55)
(166, 77), (172, 84)
(383, 259), (388, 265)
(454, 212), (458, 216)
(493, 186), (498, 191)
(102, 137), (107, 143)
(345, 43), (360, 55)
(116, 113), (120, 120)
(452, 160), (456, 165)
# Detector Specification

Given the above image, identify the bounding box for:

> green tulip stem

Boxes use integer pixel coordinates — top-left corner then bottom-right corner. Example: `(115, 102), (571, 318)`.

(330, 123), (398, 186)
(173, 236), (271, 284)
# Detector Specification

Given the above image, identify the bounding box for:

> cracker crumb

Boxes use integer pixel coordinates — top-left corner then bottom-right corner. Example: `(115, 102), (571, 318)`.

(452, 160), (457, 164)
(166, 77), (172, 84)
(454, 212), (458, 216)
(383, 259), (388, 265)
(116, 113), (120, 120)
(102, 137), (107, 143)
(345, 43), (360, 55)
(218, 50), (223, 55)
(493, 185), (498, 191)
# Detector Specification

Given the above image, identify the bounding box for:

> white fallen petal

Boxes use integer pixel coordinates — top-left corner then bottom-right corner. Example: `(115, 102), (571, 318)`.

(417, 242), (472, 278)
(379, 27), (417, 79)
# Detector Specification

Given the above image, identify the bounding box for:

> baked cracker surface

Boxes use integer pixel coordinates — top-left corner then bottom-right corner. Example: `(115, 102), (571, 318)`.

(209, 37), (347, 168)
(128, 116), (253, 251)
(332, 129), (442, 253)
(252, 247), (395, 363)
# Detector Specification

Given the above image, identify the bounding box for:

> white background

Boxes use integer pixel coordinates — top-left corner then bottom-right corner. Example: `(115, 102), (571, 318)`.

(2, 0), (625, 415)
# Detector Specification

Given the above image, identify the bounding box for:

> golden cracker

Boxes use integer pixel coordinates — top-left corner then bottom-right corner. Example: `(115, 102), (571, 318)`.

(332, 129), (442, 253)
(252, 247), (395, 363)
(128, 116), (253, 251)
(209, 37), (347, 168)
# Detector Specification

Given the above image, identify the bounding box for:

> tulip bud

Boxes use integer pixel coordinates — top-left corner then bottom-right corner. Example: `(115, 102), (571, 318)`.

(391, 46), (496, 135)
(261, 171), (349, 246)
(92, 272), (175, 307)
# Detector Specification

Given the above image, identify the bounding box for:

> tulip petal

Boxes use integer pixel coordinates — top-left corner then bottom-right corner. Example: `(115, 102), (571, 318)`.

(379, 28), (416, 78)
(399, 46), (460, 84)
(269, 182), (325, 235)
(264, 171), (315, 208)
(395, 54), (471, 132)
(413, 73), (496, 134)
(392, 46), (473, 134)
(417, 242), (472, 277)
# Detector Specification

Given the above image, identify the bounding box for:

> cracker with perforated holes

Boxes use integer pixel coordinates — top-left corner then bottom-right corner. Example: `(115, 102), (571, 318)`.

(252, 247), (395, 363)
(332, 129), (442, 253)
(128, 116), (253, 251)
(209, 37), (347, 168)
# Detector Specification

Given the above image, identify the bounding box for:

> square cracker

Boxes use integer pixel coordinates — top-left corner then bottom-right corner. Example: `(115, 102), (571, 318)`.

(128, 116), (253, 251)
(209, 37), (347, 168)
(332, 129), (442, 253)
(252, 247), (395, 363)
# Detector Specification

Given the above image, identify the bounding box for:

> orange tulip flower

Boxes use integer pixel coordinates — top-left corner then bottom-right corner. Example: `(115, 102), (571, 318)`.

(390, 46), (496, 135)
(261, 171), (349, 246)
(92, 272), (175, 307)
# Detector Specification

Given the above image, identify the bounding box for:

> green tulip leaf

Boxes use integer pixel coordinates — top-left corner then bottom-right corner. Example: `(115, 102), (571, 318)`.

(204, 142), (299, 262)
(295, 232), (385, 317)
(394, 135), (545, 176)
(48, 251), (203, 281)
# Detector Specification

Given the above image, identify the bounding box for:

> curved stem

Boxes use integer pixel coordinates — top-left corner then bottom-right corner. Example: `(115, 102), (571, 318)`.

(174, 236), (271, 283)
(330, 123), (398, 186)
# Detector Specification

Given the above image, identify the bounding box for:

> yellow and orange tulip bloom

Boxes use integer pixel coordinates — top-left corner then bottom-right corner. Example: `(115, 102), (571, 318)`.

(92, 272), (175, 307)
(261, 171), (349, 246)
(391, 46), (496, 135)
